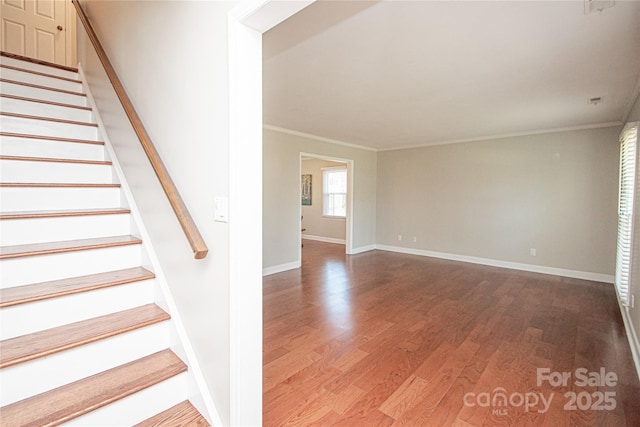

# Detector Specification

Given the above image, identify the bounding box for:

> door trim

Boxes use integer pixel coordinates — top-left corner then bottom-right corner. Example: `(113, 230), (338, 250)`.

(227, 1), (315, 426)
(299, 152), (355, 258)
(65, 0), (77, 67)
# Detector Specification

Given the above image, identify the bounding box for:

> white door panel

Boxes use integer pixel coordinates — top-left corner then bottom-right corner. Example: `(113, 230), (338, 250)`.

(1, 0), (67, 65)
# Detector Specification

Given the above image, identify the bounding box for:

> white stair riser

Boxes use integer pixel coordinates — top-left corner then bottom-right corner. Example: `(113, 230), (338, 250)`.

(1, 279), (155, 339)
(0, 97), (92, 123)
(0, 159), (112, 183)
(0, 244), (142, 288)
(0, 187), (122, 211)
(64, 372), (188, 427)
(1, 116), (98, 141)
(1, 68), (83, 93)
(0, 58), (200, 425)
(1, 56), (79, 80)
(0, 137), (105, 161)
(0, 322), (169, 406)
(0, 81), (87, 107)
(0, 214), (132, 246)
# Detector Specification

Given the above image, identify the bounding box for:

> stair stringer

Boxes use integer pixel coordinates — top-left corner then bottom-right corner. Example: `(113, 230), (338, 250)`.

(79, 66), (223, 427)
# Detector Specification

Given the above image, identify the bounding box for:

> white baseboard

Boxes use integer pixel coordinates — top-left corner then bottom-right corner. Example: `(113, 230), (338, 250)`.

(349, 244), (376, 255)
(302, 235), (346, 245)
(262, 260), (301, 276)
(619, 304), (640, 381)
(374, 244), (615, 284)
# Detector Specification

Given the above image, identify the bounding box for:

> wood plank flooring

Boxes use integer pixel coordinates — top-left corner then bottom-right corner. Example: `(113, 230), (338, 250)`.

(263, 240), (640, 426)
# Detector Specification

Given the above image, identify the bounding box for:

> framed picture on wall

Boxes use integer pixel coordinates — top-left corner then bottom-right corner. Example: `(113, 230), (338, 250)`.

(301, 174), (312, 205)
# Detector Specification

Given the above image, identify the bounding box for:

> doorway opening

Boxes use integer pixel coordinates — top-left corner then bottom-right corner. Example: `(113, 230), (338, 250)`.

(299, 152), (353, 259)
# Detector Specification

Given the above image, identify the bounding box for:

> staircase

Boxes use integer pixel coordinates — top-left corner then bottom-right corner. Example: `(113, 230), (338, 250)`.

(0, 54), (210, 426)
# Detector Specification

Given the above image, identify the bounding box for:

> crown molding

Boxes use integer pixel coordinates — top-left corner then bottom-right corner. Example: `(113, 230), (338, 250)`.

(377, 121), (623, 152)
(622, 73), (640, 123)
(265, 121), (623, 153)
(263, 124), (378, 152)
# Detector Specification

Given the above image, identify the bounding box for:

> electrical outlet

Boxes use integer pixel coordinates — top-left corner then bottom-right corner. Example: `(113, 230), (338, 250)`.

(530, 248), (536, 257)
(412, 236), (417, 242)
(631, 295), (636, 308)
(398, 235), (402, 241)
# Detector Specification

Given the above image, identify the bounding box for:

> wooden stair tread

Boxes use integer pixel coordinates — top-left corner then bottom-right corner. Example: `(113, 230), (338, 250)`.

(0, 349), (186, 426)
(0, 267), (155, 308)
(0, 182), (119, 188)
(0, 208), (131, 220)
(0, 304), (169, 368)
(1, 51), (78, 73)
(0, 112), (98, 127)
(0, 78), (86, 97)
(135, 401), (210, 427)
(0, 64), (82, 84)
(0, 235), (142, 259)
(0, 94), (92, 111)
(0, 132), (103, 145)
(0, 155), (110, 165)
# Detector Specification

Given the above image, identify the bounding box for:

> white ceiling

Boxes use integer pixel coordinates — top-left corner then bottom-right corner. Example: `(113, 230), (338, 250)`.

(263, 0), (640, 151)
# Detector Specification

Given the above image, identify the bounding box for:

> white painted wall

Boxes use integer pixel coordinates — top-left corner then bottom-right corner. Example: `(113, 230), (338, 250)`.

(377, 126), (620, 277)
(301, 158), (346, 242)
(263, 128), (377, 270)
(76, 1), (237, 423)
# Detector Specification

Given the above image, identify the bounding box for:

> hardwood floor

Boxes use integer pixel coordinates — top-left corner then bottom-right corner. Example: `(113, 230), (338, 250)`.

(263, 240), (640, 426)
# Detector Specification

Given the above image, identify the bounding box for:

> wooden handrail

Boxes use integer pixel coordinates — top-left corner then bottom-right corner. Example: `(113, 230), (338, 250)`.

(72, 0), (208, 259)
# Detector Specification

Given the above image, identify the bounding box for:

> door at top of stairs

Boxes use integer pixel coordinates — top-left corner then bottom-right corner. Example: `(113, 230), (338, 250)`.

(1, 0), (76, 67)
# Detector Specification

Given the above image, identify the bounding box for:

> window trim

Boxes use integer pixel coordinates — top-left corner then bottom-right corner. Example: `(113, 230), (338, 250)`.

(322, 166), (348, 219)
(616, 121), (639, 307)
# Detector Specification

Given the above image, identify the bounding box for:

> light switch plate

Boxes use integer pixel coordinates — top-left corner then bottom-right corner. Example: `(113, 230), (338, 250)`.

(214, 197), (229, 222)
